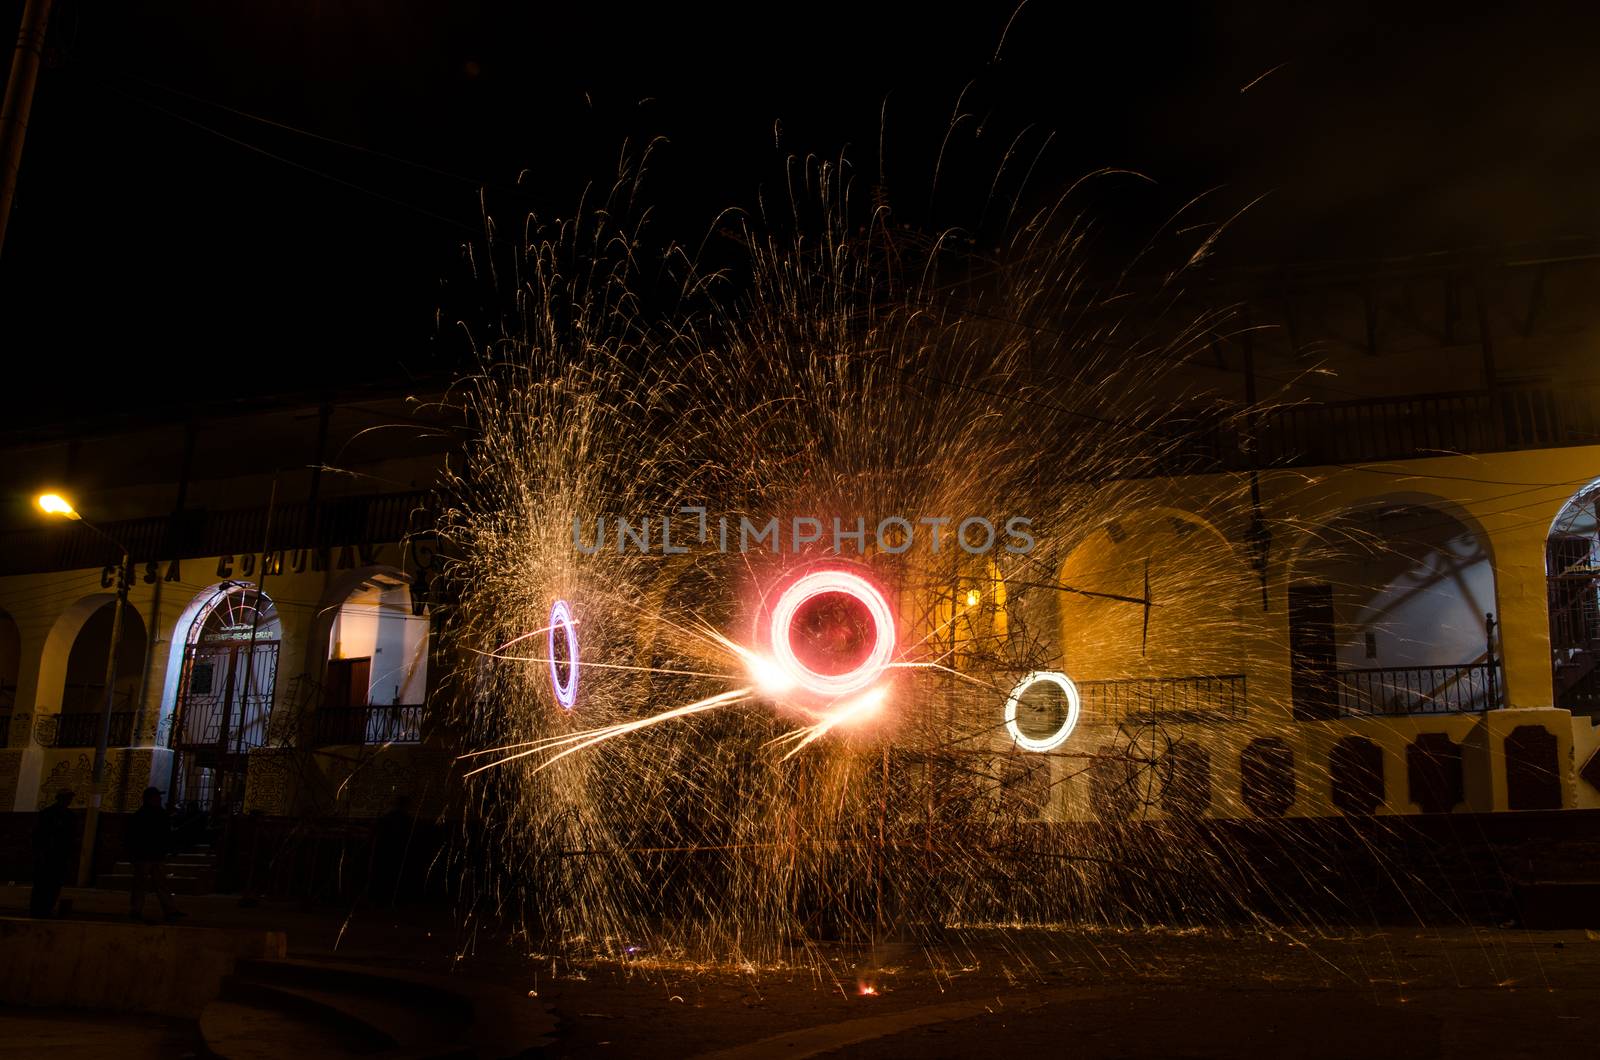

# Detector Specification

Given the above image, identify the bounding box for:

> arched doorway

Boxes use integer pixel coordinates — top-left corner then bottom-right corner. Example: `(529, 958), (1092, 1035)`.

(1548, 477), (1600, 714)
(317, 568), (429, 745)
(1290, 500), (1498, 718)
(170, 584), (281, 812)
(1057, 510), (1256, 726)
(54, 600), (149, 749)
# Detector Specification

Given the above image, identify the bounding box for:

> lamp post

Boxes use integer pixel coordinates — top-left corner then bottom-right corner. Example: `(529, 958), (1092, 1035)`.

(0, 0), (55, 258)
(38, 493), (130, 887)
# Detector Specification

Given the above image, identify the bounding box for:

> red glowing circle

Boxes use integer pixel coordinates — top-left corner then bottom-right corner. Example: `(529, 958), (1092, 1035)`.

(769, 570), (895, 697)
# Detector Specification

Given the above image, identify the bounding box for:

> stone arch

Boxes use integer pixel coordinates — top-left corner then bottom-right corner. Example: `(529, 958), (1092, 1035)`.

(1057, 505), (1258, 687)
(1285, 492), (1500, 718)
(158, 581), (251, 743)
(1546, 475), (1600, 712)
(162, 582), (283, 812)
(1288, 489), (1500, 577)
(35, 593), (149, 725)
(314, 565), (430, 711)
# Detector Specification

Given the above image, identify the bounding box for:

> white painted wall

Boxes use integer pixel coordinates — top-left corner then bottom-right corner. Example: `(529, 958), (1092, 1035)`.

(327, 583), (428, 704)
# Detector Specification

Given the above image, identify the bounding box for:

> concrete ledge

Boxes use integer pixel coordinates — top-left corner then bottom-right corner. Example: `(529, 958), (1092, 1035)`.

(0, 917), (286, 1017)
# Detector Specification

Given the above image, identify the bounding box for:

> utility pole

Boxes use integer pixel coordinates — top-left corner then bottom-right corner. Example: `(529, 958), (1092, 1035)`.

(38, 493), (131, 887)
(0, 0), (55, 258)
(78, 547), (130, 886)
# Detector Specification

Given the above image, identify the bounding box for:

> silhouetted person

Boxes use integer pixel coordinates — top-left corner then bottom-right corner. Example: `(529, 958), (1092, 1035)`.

(127, 786), (182, 922)
(30, 790), (76, 918)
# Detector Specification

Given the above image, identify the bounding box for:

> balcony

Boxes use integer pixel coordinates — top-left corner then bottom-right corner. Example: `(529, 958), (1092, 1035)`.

(1333, 662), (1500, 717)
(1076, 674), (1248, 726)
(1141, 381), (1600, 476)
(310, 704), (426, 747)
(51, 710), (137, 748)
(1252, 382), (1600, 468)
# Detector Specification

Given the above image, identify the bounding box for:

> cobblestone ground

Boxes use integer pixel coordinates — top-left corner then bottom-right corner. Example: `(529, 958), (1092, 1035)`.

(4, 887), (1597, 1058)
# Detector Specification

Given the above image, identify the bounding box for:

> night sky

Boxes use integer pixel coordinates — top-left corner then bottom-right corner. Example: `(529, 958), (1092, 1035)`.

(2, 2), (1597, 429)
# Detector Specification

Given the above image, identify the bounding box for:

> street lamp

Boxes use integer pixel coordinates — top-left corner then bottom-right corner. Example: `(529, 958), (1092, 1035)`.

(38, 492), (130, 887)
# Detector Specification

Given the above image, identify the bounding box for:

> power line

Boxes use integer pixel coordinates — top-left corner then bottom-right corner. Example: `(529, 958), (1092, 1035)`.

(109, 86), (480, 235)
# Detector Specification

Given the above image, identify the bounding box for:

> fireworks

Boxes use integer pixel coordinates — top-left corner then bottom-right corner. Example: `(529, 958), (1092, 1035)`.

(428, 149), (1403, 970)
(762, 568), (897, 700)
(547, 599), (580, 710)
(1003, 671), (1081, 753)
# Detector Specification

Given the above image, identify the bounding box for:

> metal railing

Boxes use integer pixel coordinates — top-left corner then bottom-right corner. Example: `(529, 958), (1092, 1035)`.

(1076, 674), (1248, 726)
(52, 710), (137, 748)
(310, 704), (425, 747)
(1333, 662), (1500, 717)
(1251, 382), (1600, 468)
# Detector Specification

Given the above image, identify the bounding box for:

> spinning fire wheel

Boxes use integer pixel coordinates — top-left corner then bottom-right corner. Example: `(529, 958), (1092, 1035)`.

(1111, 718), (1177, 810)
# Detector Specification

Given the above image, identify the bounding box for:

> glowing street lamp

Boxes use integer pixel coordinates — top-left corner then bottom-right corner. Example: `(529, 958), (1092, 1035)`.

(36, 493), (79, 518)
(38, 492), (131, 887)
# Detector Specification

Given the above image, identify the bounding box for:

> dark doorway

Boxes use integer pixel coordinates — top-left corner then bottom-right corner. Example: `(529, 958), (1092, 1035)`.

(324, 658), (372, 711)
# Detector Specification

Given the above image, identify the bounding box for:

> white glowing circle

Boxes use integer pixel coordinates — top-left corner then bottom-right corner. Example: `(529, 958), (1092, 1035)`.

(548, 599), (579, 710)
(1004, 670), (1081, 752)
(769, 569), (896, 698)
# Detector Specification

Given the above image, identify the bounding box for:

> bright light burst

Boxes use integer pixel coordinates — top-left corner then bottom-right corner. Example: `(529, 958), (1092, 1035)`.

(764, 568), (897, 699)
(1003, 670), (1082, 752)
(547, 598), (580, 709)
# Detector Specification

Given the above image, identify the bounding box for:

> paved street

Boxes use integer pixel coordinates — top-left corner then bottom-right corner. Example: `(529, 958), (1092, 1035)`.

(4, 886), (1598, 1057)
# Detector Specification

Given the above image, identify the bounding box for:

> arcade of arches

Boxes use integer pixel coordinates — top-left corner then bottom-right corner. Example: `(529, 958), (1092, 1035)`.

(1, 460), (1600, 823)
(0, 558), (439, 817)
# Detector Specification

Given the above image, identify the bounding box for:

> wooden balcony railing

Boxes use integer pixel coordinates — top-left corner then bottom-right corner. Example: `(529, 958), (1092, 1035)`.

(1076, 674), (1248, 726)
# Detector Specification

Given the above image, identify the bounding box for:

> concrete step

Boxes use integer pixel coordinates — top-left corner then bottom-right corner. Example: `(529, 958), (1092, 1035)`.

(99, 872), (214, 897)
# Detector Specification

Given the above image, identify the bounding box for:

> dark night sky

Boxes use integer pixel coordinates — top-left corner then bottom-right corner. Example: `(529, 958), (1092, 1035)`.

(2, 2), (1597, 430)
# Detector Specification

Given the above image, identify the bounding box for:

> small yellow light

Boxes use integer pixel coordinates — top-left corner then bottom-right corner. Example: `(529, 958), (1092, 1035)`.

(965, 589), (981, 608)
(37, 493), (80, 519)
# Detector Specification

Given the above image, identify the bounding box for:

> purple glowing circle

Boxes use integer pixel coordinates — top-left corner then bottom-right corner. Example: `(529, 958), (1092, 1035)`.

(548, 599), (579, 709)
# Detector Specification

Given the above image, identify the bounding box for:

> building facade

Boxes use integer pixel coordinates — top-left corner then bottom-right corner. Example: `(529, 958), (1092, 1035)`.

(0, 243), (1596, 883)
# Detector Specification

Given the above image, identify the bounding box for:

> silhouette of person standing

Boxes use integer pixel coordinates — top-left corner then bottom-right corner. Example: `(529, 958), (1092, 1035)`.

(30, 789), (76, 918)
(127, 786), (183, 922)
